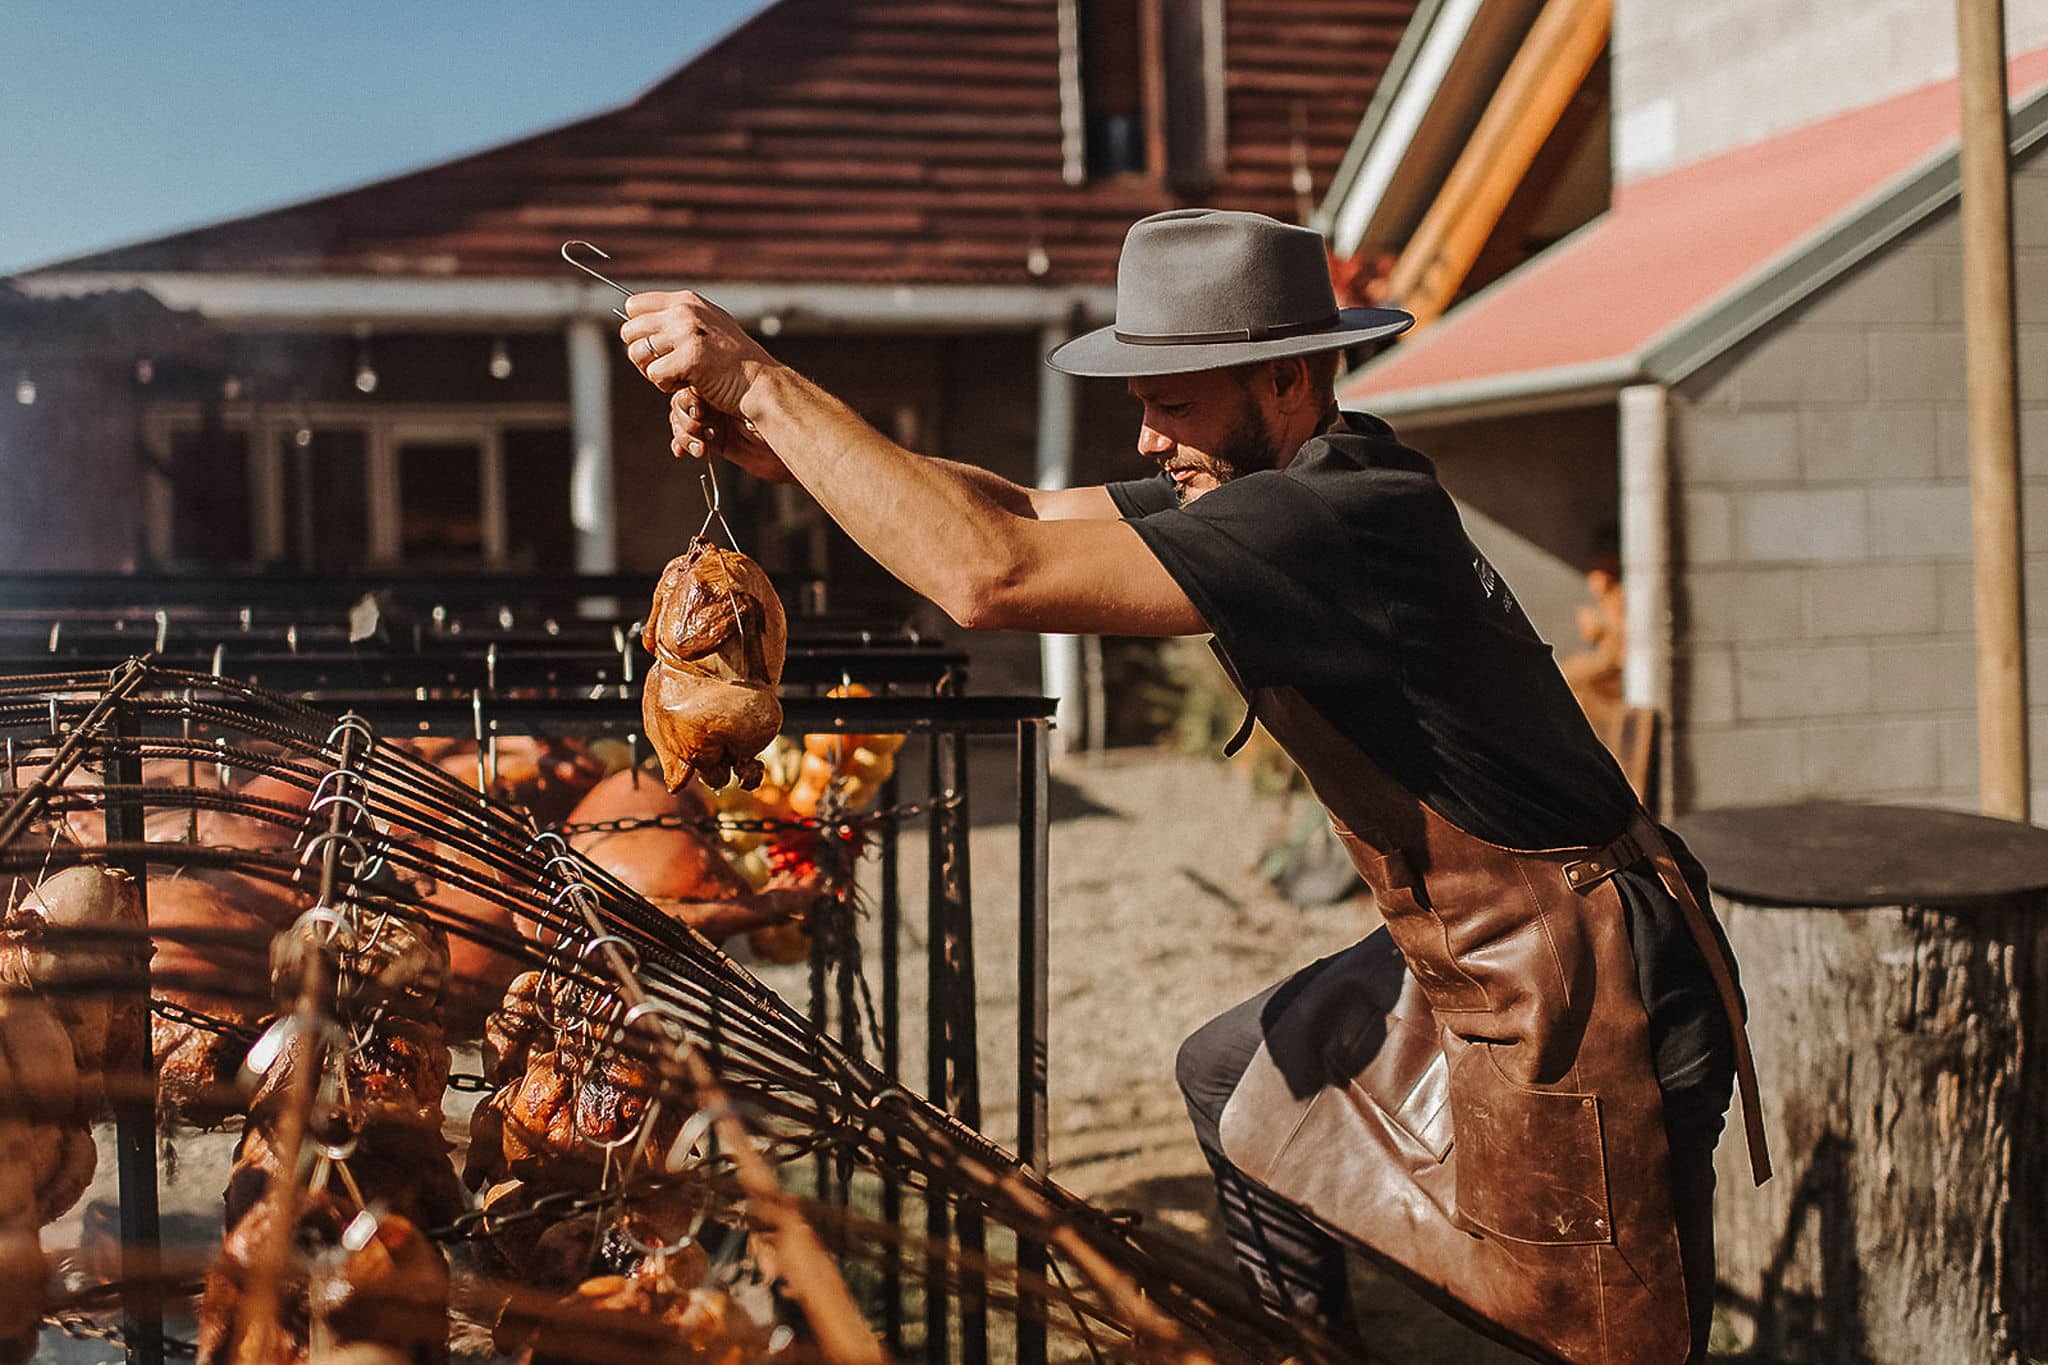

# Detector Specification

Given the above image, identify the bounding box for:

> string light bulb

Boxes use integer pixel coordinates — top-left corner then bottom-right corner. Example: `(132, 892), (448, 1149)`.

(222, 374), (243, 401)
(13, 371), (34, 406)
(134, 357), (155, 385)
(353, 323), (378, 395)
(488, 336), (513, 380)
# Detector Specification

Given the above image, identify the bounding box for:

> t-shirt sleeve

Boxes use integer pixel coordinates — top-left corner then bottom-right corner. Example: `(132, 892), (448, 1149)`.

(1105, 473), (1178, 519)
(1124, 468), (1380, 690)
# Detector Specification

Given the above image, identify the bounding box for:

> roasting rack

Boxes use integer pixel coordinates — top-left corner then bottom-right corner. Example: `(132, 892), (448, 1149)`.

(0, 663), (1325, 1365)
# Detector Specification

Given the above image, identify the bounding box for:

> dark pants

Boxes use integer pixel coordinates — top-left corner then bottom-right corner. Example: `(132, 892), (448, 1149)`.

(1177, 951), (1731, 1361)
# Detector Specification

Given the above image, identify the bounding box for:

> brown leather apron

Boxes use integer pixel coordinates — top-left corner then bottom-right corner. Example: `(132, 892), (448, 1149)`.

(1214, 681), (1768, 1365)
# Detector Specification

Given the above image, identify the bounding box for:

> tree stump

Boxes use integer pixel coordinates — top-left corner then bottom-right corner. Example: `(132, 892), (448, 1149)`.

(1676, 803), (2048, 1365)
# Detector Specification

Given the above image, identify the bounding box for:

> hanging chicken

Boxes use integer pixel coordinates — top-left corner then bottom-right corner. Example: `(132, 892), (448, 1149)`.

(640, 540), (786, 793)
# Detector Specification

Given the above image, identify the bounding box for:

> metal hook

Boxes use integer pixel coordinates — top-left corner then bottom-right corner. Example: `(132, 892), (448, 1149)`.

(663, 1101), (741, 1174)
(577, 933), (642, 977)
(308, 766), (371, 810)
(561, 240), (633, 320)
(326, 713), (377, 751)
(695, 469), (740, 552)
(472, 690), (488, 796)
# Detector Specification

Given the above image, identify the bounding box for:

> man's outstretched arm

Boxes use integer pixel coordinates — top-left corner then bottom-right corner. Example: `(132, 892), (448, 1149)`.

(668, 385), (1120, 524)
(623, 292), (1203, 638)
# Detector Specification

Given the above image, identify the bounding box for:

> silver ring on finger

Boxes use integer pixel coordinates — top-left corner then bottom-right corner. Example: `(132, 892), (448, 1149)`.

(639, 336), (660, 362)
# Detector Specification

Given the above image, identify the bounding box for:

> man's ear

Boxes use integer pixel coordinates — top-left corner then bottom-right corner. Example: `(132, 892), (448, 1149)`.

(1270, 355), (1315, 412)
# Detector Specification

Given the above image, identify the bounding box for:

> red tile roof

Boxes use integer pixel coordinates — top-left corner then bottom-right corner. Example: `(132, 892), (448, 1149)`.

(50, 0), (1414, 287)
(1344, 44), (2048, 410)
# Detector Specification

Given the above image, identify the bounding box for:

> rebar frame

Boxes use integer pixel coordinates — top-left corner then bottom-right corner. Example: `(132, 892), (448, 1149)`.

(0, 662), (1319, 1364)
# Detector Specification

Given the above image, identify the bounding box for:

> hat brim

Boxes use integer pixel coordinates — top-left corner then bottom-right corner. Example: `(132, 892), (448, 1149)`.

(1044, 306), (1415, 378)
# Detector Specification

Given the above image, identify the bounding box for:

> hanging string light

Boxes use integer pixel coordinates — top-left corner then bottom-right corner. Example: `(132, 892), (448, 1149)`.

(353, 323), (379, 395)
(488, 336), (513, 381)
(13, 371), (34, 406)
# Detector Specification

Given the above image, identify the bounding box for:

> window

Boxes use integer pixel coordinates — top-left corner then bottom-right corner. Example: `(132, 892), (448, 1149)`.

(501, 428), (576, 572)
(278, 429), (369, 572)
(167, 420), (252, 565)
(1160, 0), (1225, 191)
(397, 437), (490, 566)
(1080, 0), (1148, 177)
(144, 404), (572, 572)
(1070, 0), (1224, 186)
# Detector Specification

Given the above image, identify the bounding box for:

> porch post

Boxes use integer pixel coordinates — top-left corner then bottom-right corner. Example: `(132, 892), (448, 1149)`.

(1035, 319), (1082, 751)
(1619, 383), (1674, 812)
(566, 316), (618, 574)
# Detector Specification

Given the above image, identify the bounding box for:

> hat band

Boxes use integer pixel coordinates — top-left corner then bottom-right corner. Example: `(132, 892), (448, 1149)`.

(1112, 312), (1342, 346)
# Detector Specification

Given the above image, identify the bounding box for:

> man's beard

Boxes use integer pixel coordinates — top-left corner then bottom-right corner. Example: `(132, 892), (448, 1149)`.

(1172, 406), (1283, 507)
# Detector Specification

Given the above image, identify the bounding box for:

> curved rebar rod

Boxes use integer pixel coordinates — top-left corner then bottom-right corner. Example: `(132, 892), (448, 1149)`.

(0, 662), (1318, 1362)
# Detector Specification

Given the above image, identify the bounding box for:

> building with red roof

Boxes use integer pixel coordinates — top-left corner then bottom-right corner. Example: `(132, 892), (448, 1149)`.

(1322, 20), (2048, 823)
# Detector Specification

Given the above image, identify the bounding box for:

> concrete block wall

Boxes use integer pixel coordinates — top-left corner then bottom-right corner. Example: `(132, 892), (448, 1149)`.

(1612, 0), (2048, 183)
(1672, 143), (2048, 813)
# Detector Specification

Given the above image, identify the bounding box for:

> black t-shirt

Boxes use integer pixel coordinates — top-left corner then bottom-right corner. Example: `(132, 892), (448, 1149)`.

(1108, 413), (1734, 1095)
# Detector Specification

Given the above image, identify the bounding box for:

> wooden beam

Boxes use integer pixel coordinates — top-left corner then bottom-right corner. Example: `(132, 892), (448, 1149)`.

(1386, 0), (1610, 329)
(1956, 0), (2029, 820)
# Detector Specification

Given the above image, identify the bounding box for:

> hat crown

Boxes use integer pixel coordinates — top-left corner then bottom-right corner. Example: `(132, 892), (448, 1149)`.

(1113, 210), (1339, 340)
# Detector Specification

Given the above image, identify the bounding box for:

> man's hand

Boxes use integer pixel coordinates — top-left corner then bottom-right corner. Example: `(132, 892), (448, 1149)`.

(620, 289), (775, 414)
(668, 386), (797, 484)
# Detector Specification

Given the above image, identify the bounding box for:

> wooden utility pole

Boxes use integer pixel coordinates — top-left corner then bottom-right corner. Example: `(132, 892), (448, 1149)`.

(1956, 0), (2029, 821)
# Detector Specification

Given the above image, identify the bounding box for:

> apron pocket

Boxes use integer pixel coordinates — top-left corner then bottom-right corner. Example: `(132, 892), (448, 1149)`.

(1448, 1045), (1612, 1245)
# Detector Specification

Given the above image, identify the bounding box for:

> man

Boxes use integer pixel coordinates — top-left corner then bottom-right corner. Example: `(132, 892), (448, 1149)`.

(618, 209), (1767, 1365)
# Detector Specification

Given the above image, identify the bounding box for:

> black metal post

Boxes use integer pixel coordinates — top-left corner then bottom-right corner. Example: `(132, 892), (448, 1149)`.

(808, 898), (834, 1211)
(1014, 717), (1051, 1365)
(940, 728), (987, 1365)
(925, 731), (953, 1364)
(877, 771), (904, 1356)
(103, 701), (162, 1365)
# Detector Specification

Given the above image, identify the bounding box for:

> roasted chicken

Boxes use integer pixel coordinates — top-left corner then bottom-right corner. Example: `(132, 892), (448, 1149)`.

(641, 540), (786, 792)
(506, 1256), (769, 1365)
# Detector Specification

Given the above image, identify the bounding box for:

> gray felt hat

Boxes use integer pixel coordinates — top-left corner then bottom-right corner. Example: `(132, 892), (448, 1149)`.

(1046, 209), (1413, 378)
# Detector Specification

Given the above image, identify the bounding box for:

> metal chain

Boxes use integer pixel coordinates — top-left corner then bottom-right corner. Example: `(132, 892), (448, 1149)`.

(552, 792), (960, 840)
(150, 996), (265, 1042)
(430, 1171), (694, 1244)
(41, 1312), (198, 1358)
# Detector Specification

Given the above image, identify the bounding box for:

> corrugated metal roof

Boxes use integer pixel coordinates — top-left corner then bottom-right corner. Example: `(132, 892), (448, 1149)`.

(1342, 43), (2048, 417)
(43, 0), (1413, 288)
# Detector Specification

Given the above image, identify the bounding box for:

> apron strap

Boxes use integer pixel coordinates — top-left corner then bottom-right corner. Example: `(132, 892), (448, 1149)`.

(1629, 812), (1773, 1187)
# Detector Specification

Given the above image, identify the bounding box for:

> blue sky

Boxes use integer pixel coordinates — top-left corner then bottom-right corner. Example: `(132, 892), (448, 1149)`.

(1, 2), (772, 274)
